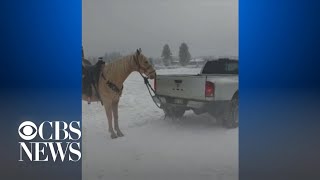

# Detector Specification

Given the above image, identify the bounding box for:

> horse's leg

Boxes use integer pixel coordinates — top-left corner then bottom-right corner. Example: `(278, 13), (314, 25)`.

(112, 100), (124, 137)
(104, 103), (117, 139)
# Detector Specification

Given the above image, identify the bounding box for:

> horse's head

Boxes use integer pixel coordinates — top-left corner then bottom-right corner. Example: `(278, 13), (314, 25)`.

(134, 49), (156, 79)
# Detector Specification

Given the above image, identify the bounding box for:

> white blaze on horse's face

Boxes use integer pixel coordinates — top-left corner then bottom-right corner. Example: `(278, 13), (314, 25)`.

(137, 54), (156, 79)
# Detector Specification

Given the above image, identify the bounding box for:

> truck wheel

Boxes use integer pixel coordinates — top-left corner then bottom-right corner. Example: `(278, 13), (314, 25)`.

(163, 106), (185, 119)
(224, 97), (239, 128)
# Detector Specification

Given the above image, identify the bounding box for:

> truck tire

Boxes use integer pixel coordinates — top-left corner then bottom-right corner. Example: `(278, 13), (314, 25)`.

(163, 106), (185, 119)
(224, 96), (239, 128)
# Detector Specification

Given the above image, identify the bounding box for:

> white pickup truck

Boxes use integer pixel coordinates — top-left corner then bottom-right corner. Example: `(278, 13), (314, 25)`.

(153, 58), (238, 128)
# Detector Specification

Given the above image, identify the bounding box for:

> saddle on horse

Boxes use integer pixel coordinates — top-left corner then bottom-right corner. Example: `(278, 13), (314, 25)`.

(82, 60), (105, 104)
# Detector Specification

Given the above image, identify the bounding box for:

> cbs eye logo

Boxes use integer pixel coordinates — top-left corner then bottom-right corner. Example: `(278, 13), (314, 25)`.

(18, 121), (37, 140)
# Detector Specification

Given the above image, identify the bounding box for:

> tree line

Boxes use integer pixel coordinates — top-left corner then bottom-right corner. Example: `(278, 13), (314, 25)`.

(86, 51), (123, 64)
(85, 42), (191, 67)
(161, 42), (191, 66)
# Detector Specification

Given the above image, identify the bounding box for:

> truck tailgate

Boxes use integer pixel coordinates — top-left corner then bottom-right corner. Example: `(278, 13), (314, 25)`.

(156, 75), (206, 100)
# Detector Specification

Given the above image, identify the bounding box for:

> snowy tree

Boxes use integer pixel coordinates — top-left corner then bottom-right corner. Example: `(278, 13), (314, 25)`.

(92, 57), (98, 64)
(104, 52), (110, 63)
(104, 51), (122, 63)
(148, 57), (154, 66)
(161, 44), (172, 66)
(109, 52), (122, 62)
(179, 42), (191, 66)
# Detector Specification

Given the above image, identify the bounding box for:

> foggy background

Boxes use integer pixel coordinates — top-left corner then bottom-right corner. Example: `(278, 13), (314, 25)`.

(82, 0), (238, 58)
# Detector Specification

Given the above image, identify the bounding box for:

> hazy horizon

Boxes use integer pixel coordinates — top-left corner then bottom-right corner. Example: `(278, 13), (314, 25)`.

(83, 0), (238, 58)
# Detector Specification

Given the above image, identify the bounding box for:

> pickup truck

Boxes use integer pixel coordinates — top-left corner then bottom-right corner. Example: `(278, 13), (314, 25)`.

(153, 58), (238, 128)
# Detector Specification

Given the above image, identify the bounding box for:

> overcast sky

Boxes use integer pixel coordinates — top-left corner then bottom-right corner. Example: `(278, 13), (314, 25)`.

(83, 0), (238, 58)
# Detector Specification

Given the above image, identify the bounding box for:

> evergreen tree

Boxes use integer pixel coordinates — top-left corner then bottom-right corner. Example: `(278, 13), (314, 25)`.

(148, 57), (154, 66)
(161, 44), (172, 66)
(179, 42), (191, 66)
(103, 51), (122, 63)
(108, 52), (122, 62)
(104, 52), (110, 63)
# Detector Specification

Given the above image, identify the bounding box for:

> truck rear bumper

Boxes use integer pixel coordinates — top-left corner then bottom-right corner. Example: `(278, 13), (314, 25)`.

(153, 95), (230, 112)
(153, 96), (207, 109)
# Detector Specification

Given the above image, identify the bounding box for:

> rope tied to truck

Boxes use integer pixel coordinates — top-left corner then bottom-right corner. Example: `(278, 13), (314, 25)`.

(139, 72), (162, 109)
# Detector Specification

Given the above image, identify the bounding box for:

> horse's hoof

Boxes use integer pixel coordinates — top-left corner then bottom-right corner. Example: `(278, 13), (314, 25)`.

(110, 133), (118, 139)
(117, 131), (124, 137)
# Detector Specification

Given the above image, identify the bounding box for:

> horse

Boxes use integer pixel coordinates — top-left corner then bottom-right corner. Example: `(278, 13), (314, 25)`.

(82, 49), (156, 139)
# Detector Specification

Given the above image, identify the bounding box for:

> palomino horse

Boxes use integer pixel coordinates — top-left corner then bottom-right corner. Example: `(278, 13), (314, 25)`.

(82, 49), (156, 139)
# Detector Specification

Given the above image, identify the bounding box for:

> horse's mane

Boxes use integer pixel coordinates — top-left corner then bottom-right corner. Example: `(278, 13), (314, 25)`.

(108, 54), (134, 65)
(106, 54), (134, 71)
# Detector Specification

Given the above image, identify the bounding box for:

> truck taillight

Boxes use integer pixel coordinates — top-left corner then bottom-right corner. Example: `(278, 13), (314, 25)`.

(205, 81), (214, 97)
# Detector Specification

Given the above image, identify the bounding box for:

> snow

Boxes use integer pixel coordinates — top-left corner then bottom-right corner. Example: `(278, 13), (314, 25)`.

(82, 67), (238, 180)
(190, 58), (205, 62)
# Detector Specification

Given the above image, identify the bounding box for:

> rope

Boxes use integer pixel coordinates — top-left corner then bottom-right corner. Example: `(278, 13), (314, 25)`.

(132, 53), (162, 109)
(137, 72), (162, 109)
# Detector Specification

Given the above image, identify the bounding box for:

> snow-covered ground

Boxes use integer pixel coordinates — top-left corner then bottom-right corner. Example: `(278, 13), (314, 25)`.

(82, 67), (238, 180)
